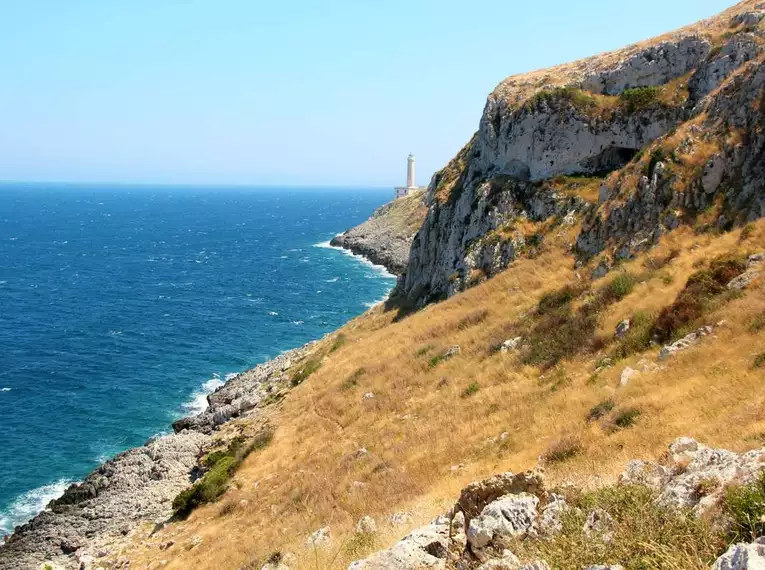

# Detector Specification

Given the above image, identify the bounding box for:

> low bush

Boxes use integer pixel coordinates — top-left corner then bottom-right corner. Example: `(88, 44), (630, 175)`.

(587, 399), (615, 423)
(753, 353), (765, 370)
(458, 309), (490, 330)
(723, 471), (765, 542)
(620, 86), (661, 113)
(653, 255), (746, 342)
(462, 382), (480, 397)
(414, 344), (434, 357)
(173, 427), (274, 517)
(330, 333), (347, 352)
(609, 311), (656, 360)
(342, 367), (366, 390)
(542, 436), (582, 463)
(523, 306), (597, 369)
(612, 407), (642, 429)
(291, 357), (322, 386)
(538, 285), (579, 314)
(511, 484), (722, 570)
(748, 312), (765, 333)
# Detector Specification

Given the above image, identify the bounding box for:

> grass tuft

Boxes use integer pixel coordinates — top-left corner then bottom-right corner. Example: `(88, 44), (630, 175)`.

(462, 382), (480, 398)
(542, 436), (582, 463)
(723, 471), (765, 542)
(587, 399), (615, 423)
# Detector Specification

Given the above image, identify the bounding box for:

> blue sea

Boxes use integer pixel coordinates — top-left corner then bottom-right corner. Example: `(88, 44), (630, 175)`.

(0, 184), (396, 536)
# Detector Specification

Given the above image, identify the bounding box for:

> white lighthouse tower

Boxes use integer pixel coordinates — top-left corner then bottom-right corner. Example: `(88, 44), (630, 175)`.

(395, 154), (424, 199)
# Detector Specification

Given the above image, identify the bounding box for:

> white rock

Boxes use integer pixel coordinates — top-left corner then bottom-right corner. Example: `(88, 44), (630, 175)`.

(363, 392), (375, 400)
(619, 367), (638, 386)
(702, 154), (726, 194)
(467, 493), (539, 550)
(584, 566), (625, 570)
(390, 512), (413, 527)
(583, 508), (614, 543)
(477, 552), (521, 570)
(306, 526), (332, 548)
(712, 537), (765, 570)
(348, 522), (449, 570)
(615, 319), (631, 339)
(356, 516), (377, 535)
(500, 337), (523, 353)
(659, 326), (713, 360)
(539, 494), (567, 535)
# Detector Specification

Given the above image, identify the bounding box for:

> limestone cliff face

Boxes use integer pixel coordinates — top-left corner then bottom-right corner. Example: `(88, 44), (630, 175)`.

(399, 1), (765, 307)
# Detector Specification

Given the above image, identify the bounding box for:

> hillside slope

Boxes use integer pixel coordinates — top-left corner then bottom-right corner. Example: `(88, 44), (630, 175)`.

(4, 2), (765, 570)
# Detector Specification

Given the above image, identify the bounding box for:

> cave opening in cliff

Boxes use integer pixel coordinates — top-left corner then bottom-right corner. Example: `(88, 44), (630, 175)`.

(581, 146), (639, 176)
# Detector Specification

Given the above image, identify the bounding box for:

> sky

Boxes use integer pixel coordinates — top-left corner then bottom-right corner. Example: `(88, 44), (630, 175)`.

(0, 0), (737, 187)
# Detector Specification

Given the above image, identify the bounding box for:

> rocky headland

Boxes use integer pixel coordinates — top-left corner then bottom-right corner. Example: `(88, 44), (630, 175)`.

(330, 189), (427, 276)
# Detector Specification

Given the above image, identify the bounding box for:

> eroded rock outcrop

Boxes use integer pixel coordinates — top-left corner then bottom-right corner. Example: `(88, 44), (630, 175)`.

(396, 2), (765, 307)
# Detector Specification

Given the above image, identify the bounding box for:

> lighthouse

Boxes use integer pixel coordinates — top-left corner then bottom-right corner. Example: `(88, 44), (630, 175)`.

(395, 154), (425, 199)
(406, 154), (416, 189)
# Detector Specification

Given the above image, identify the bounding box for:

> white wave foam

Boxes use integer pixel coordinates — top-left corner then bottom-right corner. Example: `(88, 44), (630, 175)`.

(268, 311), (278, 316)
(0, 479), (74, 538)
(315, 238), (396, 279)
(292, 320), (305, 325)
(363, 295), (390, 309)
(0, 387), (10, 392)
(181, 374), (225, 417)
(313, 240), (334, 249)
(325, 277), (339, 283)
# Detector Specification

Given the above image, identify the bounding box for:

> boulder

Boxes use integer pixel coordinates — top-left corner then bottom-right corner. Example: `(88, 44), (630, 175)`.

(619, 367), (638, 386)
(712, 537), (765, 570)
(348, 522), (450, 570)
(659, 326), (713, 360)
(467, 493), (540, 550)
(615, 319), (631, 339)
(500, 337), (523, 353)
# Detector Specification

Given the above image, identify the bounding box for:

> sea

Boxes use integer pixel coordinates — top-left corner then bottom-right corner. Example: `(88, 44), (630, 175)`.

(0, 184), (396, 537)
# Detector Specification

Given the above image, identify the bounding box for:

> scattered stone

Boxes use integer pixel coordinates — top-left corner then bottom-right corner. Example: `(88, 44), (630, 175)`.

(621, 437), (765, 512)
(348, 522), (450, 570)
(583, 508), (614, 543)
(592, 260), (611, 280)
(659, 326), (713, 360)
(451, 464), (466, 472)
(389, 512), (413, 527)
(356, 516), (377, 535)
(619, 367), (638, 386)
(443, 345), (461, 359)
(306, 526), (332, 548)
(500, 337), (523, 353)
(615, 319), (630, 339)
(727, 253), (764, 291)
(364, 393), (375, 400)
(584, 566), (625, 570)
(158, 540), (174, 551)
(476, 552), (521, 570)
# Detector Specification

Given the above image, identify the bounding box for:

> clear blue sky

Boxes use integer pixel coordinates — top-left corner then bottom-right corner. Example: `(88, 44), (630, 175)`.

(0, 0), (735, 186)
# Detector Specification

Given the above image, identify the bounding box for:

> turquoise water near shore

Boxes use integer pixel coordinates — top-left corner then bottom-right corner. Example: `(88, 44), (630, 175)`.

(0, 184), (396, 535)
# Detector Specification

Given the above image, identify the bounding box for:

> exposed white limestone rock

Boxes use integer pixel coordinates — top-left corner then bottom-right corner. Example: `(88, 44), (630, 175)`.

(347, 522), (450, 570)
(659, 326), (713, 360)
(306, 526), (332, 548)
(467, 493), (540, 550)
(712, 537), (765, 570)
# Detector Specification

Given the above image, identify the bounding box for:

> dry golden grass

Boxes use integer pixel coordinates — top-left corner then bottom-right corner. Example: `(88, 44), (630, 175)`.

(117, 219), (765, 570)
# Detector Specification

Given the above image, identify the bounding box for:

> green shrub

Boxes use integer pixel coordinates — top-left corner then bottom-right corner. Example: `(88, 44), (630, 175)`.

(542, 436), (582, 463)
(740, 223), (756, 241)
(613, 407), (642, 429)
(748, 312), (765, 333)
(723, 472), (765, 542)
(587, 399), (615, 422)
(525, 87), (598, 114)
(610, 311), (657, 360)
(604, 273), (637, 303)
(523, 306), (597, 369)
(414, 344), (434, 357)
(330, 333), (347, 352)
(173, 428), (274, 517)
(462, 382), (480, 397)
(753, 353), (765, 370)
(620, 86), (661, 112)
(538, 285), (579, 314)
(291, 357), (322, 386)
(341, 367), (366, 390)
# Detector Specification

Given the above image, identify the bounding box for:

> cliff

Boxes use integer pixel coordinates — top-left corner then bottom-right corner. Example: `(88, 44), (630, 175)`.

(397, 0), (765, 307)
(330, 189), (427, 276)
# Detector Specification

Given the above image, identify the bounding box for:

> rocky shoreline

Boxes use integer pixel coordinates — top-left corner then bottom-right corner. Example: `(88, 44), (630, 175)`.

(330, 189), (427, 276)
(0, 194), (415, 570)
(0, 342), (317, 570)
